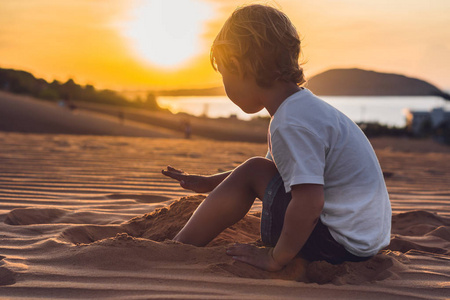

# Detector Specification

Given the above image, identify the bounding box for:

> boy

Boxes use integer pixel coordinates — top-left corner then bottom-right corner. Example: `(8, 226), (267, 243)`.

(162, 4), (391, 271)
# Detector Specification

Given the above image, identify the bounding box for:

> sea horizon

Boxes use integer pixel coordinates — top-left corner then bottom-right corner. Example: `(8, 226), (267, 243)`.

(157, 94), (450, 127)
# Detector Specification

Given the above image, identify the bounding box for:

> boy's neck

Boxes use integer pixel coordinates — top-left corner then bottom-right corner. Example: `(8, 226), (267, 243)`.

(261, 82), (302, 116)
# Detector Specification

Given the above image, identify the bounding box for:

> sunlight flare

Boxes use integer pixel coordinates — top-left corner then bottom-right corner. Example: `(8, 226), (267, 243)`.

(120, 0), (213, 69)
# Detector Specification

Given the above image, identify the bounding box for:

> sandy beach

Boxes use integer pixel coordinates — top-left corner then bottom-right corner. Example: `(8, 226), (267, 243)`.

(1, 92), (450, 299)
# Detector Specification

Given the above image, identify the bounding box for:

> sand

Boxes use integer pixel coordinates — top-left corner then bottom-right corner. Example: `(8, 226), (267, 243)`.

(1, 92), (450, 299)
(0, 91), (181, 138)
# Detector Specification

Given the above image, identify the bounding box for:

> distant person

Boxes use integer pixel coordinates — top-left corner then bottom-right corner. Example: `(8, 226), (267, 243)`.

(62, 95), (77, 111)
(183, 120), (192, 139)
(118, 111), (125, 124)
(162, 4), (391, 271)
(67, 100), (77, 111)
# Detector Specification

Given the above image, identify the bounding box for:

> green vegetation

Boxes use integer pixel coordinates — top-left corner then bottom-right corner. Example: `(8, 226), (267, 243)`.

(0, 68), (160, 110)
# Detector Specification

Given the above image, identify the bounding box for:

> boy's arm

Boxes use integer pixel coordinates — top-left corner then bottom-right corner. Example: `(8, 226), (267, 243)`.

(227, 184), (324, 271)
(162, 166), (232, 193)
(271, 184), (324, 267)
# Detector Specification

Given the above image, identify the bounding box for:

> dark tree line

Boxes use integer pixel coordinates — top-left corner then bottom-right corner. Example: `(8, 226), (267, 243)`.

(0, 68), (160, 110)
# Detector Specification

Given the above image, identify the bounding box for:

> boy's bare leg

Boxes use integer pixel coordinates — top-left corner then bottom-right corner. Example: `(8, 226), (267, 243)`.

(173, 157), (278, 246)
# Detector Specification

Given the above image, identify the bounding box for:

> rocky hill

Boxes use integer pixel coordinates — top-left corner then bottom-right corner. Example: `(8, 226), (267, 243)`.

(306, 68), (449, 99)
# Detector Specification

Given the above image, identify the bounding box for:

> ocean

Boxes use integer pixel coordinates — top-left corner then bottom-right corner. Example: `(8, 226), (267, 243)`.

(157, 95), (450, 127)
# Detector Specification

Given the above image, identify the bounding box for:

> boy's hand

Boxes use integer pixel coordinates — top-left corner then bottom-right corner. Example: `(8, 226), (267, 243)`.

(162, 166), (212, 193)
(226, 243), (284, 272)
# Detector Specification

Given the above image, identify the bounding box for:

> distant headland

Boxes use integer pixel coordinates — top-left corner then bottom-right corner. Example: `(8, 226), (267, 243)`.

(306, 68), (450, 99)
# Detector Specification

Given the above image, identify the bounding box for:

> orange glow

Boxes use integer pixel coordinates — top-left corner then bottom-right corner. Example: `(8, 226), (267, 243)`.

(0, 0), (449, 90)
(119, 0), (213, 69)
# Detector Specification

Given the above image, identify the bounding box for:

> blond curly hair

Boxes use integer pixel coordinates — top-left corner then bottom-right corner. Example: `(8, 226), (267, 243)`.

(211, 4), (305, 88)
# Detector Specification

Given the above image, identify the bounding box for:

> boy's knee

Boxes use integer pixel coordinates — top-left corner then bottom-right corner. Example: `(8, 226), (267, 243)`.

(239, 157), (277, 178)
(244, 156), (275, 168)
(237, 157), (278, 198)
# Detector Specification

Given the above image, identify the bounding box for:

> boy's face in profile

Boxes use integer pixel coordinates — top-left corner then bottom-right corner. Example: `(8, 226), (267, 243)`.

(217, 62), (264, 114)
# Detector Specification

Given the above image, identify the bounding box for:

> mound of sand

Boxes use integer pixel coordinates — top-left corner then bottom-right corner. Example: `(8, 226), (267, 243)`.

(54, 195), (259, 246)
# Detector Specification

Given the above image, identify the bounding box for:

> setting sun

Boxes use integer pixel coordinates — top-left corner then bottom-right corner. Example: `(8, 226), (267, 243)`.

(120, 0), (213, 69)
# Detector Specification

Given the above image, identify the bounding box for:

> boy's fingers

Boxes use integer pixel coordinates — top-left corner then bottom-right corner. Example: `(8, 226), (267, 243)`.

(231, 254), (254, 265)
(167, 166), (184, 174)
(161, 169), (186, 181)
(227, 247), (261, 268)
(226, 243), (254, 256)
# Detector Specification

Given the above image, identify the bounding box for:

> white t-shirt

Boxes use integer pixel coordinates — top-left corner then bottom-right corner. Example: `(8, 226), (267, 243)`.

(267, 88), (391, 257)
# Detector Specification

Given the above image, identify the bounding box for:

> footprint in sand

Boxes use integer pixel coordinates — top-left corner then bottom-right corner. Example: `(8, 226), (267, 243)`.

(60, 225), (127, 244)
(4, 207), (117, 226)
(0, 257), (16, 286)
(4, 208), (69, 225)
(388, 210), (450, 255)
(0, 267), (16, 286)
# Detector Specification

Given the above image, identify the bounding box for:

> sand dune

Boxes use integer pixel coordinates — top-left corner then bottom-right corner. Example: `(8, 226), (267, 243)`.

(0, 131), (449, 299)
(0, 91), (181, 138)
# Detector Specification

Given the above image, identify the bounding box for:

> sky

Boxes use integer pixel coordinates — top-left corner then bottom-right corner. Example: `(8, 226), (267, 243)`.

(1, 0), (449, 92)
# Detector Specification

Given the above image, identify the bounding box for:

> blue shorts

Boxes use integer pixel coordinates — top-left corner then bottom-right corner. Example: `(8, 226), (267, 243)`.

(261, 173), (371, 265)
